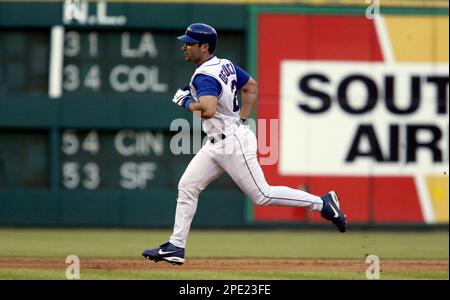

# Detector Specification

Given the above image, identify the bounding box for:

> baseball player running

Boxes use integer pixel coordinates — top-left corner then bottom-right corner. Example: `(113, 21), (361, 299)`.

(143, 23), (347, 265)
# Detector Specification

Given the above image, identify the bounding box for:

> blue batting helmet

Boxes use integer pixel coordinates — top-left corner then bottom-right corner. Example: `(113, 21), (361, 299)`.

(177, 23), (217, 52)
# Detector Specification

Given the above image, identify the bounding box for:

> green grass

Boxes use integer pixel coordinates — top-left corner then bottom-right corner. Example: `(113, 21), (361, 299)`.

(0, 228), (448, 280)
(0, 269), (447, 280)
(0, 229), (448, 259)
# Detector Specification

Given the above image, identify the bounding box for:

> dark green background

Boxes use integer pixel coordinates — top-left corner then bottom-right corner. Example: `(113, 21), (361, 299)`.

(2, 1), (446, 227)
(0, 2), (247, 227)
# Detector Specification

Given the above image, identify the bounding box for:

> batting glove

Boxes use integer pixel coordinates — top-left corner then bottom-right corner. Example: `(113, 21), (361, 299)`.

(172, 88), (193, 110)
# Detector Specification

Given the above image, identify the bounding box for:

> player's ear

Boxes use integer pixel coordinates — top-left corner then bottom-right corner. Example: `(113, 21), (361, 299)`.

(201, 43), (210, 54)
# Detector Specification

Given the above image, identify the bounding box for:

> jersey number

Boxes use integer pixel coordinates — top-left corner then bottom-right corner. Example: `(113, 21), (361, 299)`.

(231, 79), (239, 112)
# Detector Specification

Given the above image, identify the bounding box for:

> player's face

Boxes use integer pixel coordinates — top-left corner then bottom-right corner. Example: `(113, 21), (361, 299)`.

(181, 43), (202, 63)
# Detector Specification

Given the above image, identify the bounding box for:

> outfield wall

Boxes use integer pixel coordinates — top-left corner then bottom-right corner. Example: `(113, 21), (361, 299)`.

(0, 1), (448, 227)
(253, 6), (449, 225)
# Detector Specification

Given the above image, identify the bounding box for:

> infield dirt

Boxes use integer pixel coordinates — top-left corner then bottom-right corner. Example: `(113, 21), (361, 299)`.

(0, 258), (447, 273)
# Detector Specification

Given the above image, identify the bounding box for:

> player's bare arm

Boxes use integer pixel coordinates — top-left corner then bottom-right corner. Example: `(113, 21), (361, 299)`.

(188, 95), (217, 119)
(239, 77), (258, 121)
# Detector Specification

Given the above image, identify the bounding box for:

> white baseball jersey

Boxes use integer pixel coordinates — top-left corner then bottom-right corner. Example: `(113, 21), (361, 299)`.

(168, 56), (325, 249)
(189, 56), (240, 137)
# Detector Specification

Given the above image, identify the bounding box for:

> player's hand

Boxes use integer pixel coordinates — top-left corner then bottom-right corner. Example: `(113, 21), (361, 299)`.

(172, 88), (193, 109)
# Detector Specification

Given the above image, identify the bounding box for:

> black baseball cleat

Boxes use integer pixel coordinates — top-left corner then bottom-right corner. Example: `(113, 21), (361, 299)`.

(320, 191), (347, 233)
(142, 242), (185, 265)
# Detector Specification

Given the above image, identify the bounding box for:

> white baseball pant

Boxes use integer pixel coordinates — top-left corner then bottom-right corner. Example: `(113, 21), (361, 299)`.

(169, 125), (323, 248)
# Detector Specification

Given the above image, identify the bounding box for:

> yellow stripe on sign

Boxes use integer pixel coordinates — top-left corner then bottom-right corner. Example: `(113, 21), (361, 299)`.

(426, 176), (449, 223)
(384, 16), (449, 63)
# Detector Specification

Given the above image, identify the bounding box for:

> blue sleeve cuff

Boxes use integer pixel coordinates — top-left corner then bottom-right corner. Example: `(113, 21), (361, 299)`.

(183, 98), (192, 109)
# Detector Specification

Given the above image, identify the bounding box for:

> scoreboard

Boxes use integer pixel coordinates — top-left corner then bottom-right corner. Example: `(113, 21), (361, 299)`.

(0, 30), (49, 94)
(62, 30), (169, 94)
(0, 1), (247, 226)
(0, 1), (245, 187)
(2, 1), (448, 227)
(0, 129), (49, 188)
(62, 129), (168, 190)
(0, 30), (242, 95)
